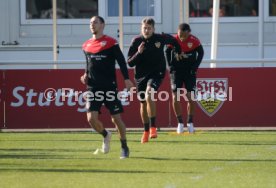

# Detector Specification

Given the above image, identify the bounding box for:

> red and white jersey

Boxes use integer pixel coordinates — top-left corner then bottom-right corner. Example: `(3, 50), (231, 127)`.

(175, 34), (201, 53)
(166, 34), (204, 70)
(83, 35), (117, 54)
(82, 35), (129, 90)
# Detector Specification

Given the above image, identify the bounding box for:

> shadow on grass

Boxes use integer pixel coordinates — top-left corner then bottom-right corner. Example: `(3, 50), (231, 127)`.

(0, 148), (90, 152)
(155, 140), (276, 146)
(0, 154), (104, 160)
(199, 131), (276, 136)
(1, 139), (100, 142)
(0, 168), (193, 174)
(132, 156), (276, 162)
(4, 139), (275, 146)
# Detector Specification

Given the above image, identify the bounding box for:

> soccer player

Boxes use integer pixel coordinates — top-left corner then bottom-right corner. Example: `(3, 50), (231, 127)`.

(127, 17), (182, 143)
(166, 23), (204, 134)
(80, 16), (134, 159)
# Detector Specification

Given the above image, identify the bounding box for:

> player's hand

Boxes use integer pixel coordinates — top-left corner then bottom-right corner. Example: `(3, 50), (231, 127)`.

(138, 42), (145, 54)
(180, 52), (187, 59)
(124, 79), (134, 91)
(175, 53), (183, 61)
(80, 73), (88, 85)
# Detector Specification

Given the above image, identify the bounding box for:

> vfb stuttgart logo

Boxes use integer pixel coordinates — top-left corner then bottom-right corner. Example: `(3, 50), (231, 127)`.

(196, 78), (228, 117)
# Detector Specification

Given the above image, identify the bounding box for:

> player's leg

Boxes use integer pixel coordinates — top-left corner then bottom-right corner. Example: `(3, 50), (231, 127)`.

(145, 85), (156, 124)
(111, 114), (126, 140)
(87, 111), (104, 133)
(184, 72), (197, 133)
(146, 73), (164, 138)
(140, 101), (149, 128)
(186, 92), (195, 133)
(106, 93), (129, 158)
(86, 91), (112, 153)
(172, 92), (183, 117)
(145, 85), (158, 138)
(186, 92), (195, 119)
(170, 72), (184, 133)
(140, 101), (150, 143)
(111, 114), (129, 159)
(87, 111), (112, 153)
(137, 80), (150, 143)
(172, 91), (185, 134)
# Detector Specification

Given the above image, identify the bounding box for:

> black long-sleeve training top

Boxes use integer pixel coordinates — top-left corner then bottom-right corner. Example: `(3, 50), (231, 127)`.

(166, 34), (204, 72)
(82, 35), (129, 90)
(127, 33), (181, 79)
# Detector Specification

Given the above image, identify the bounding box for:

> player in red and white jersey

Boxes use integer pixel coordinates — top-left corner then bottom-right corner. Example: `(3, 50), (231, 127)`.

(166, 23), (204, 134)
(80, 16), (134, 159)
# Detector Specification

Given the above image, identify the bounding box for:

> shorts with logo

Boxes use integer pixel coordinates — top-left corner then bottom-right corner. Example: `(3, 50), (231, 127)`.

(170, 70), (196, 92)
(136, 71), (165, 102)
(86, 89), (123, 115)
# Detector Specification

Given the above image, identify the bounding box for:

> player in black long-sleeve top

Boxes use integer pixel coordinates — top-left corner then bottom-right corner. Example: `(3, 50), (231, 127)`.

(127, 17), (182, 143)
(80, 16), (134, 159)
(165, 23), (204, 134)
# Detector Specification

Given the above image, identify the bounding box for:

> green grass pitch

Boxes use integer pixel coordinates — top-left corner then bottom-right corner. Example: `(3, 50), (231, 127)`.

(0, 131), (276, 188)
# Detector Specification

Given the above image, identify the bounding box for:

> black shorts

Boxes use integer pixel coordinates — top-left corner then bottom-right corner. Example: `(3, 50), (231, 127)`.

(136, 71), (165, 102)
(170, 70), (196, 92)
(86, 89), (123, 115)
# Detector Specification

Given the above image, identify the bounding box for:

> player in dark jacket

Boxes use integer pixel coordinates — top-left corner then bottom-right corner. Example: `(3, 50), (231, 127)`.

(166, 23), (204, 134)
(128, 17), (182, 143)
(80, 16), (134, 159)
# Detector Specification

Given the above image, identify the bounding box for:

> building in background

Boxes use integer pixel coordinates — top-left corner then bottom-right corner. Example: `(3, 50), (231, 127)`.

(0, 0), (276, 63)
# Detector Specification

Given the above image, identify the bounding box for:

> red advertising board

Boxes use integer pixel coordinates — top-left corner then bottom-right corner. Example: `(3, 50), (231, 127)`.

(3, 70), (87, 129)
(195, 68), (276, 127)
(1, 68), (276, 129)
(0, 71), (4, 128)
(2, 69), (158, 129)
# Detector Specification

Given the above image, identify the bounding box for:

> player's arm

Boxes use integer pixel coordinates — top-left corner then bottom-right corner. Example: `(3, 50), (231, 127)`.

(162, 33), (181, 55)
(83, 50), (89, 74)
(127, 38), (142, 67)
(165, 46), (174, 67)
(192, 44), (204, 71)
(80, 50), (88, 85)
(113, 44), (134, 90)
(113, 44), (129, 80)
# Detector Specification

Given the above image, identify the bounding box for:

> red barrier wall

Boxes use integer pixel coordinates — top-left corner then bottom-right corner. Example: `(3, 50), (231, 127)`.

(175, 68), (276, 127)
(0, 71), (4, 128)
(0, 68), (276, 129)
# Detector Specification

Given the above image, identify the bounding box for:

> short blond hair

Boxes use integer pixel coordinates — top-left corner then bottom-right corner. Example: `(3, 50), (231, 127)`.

(141, 17), (155, 27)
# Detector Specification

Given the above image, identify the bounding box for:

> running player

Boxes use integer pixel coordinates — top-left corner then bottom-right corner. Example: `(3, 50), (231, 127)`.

(166, 23), (204, 134)
(81, 16), (134, 158)
(127, 17), (182, 143)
